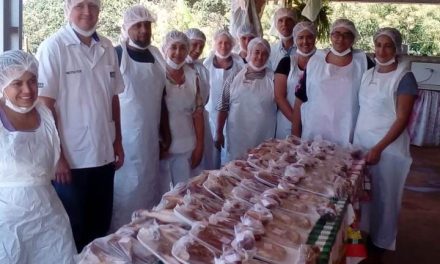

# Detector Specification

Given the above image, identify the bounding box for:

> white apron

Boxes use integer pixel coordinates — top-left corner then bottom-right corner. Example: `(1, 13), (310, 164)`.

(192, 62), (216, 172)
(111, 44), (166, 231)
(0, 104), (76, 264)
(226, 66), (277, 161)
(276, 55), (304, 139)
(165, 65), (198, 185)
(354, 62), (412, 250)
(301, 49), (367, 146)
(204, 53), (244, 167)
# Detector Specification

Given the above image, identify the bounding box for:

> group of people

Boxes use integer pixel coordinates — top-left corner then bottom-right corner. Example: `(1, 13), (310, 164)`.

(0, 0), (418, 263)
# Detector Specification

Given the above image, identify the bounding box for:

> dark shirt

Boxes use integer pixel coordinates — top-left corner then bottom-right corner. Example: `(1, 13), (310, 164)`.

(115, 45), (155, 65)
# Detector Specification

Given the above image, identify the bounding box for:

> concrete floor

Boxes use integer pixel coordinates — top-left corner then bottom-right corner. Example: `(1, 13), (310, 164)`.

(381, 146), (440, 264)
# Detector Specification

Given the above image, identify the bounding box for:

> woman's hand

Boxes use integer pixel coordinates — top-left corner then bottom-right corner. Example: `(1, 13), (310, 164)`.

(191, 144), (203, 168)
(215, 133), (224, 150)
(365, 146), (382, 165)
(54, 154), (71, 184)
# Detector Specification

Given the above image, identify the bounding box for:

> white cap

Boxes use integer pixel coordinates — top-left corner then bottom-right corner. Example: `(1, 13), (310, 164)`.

(374, 27), (403, 55)
(331, 18), (360, 43)
(292, 21), (317, 45)
(246, 37), (271, 63)
(121, 5), (156, 41)
(236, 24), (257, 38)
(269, 7), (297, 36)
(162, 30), (190, 53)
(185, 28), (206, 42)
(64, 0), (101, 18)
(213, 29), (235, 48)
(0, 50), (38, 96)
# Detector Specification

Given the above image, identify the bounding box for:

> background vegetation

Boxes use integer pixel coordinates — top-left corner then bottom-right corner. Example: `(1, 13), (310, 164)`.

(23, 0), (440, 56)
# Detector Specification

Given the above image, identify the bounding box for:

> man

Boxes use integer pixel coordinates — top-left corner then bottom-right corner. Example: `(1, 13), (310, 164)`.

(110, 5), (170, 231)
(36, 0), (125, 251)
(268, 7), (297, 70)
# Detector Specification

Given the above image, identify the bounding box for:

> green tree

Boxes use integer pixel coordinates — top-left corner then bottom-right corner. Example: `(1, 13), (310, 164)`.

(23, 0), (440, 56)
(329, 3), (440, 55)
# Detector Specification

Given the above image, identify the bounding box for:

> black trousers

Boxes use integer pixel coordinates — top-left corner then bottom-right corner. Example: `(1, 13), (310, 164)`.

(53, 163), (115, 252)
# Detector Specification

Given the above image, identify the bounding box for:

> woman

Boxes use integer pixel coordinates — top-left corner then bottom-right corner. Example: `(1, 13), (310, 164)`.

(185, 28), (216, 171)
(268, 7), (297, 71)
(235, 23), (257, 63)
(274, 21), (317, 139)
(204, 29), (244, 167)
(162, 30), (204, 185)
(216, 37), (276, 161)
(293, 18), (374, 146)
(0, 50), (76, 263)
(354, 28), (417, 253)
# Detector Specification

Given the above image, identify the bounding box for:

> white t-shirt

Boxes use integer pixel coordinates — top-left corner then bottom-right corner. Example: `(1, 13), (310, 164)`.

(37, 24), (125, 169)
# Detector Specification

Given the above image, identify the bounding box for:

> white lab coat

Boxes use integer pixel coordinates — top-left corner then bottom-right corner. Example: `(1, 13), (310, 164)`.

(226, 65), (277, 161)
(111, 43), (166, 231)
(275, 54), (304, 139)
(0, 104), (76, 264)
(164, 65), (198, 185)
(301, 49), (367, 146)
(354, 62), (413, 250)
(204, 53), (244, 167)
(36, 24), (125, 169)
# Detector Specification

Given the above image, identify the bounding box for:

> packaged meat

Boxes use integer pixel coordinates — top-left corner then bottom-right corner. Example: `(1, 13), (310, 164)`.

(222, 199), (251, 220)
(174, 203), (212, 225)
(245, 203), (273, 225)
(130, 209), (186, 226)
(264, 222), (303, 248)
(231, 225), (257, 253)
(271, 209), (313, 230)
(297, 245), (321, 264)
(203, 172), (240, 200)
(254, 239), (287, 263)
(172, 235), (217, 264)
(223, 160), (259, 180)
(137, 221), (188, 264)
(190, 222), (235, 252)
(209, 211), (240, 231)
(255, 171), (281, 187)
(154, 182), (187, 210)
(240, 215), (265, 237)
(240, 178), (271, 193)
(231, 185), (258, 204)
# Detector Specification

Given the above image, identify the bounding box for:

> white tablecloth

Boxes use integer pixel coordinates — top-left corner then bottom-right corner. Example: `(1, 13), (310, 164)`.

(409, 89), (440, 146)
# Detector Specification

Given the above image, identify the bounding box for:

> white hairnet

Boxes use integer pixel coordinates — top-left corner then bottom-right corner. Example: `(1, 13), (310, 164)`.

(212, 29), (235, 48)
(185, 28), (206, 42)
(162, 30), (190, 53)
(374, 27), (403, 55)
(236, 24), (257, 38)
(246, 37), (271, 63)
(0, 50), (38, 95)
(331, 18), (360, 43)
(293, 21), (317, 45)
(269, 7), (297, 36)
(121, 5), (156, 41)
(64, 0), (101, 18)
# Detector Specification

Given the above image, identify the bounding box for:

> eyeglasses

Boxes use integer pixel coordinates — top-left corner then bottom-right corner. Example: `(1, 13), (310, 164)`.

(331, 31), (354, 40)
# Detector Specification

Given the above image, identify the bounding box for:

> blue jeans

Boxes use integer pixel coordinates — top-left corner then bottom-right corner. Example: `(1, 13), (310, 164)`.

(53, 163), (115, 252)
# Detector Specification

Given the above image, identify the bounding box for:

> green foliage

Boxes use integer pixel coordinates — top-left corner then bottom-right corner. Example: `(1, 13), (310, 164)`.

(23, 0), (64, 53)
(23, 0), (440, 56)
(289, 0), (331, 42)
(329, 3), (440, 56)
